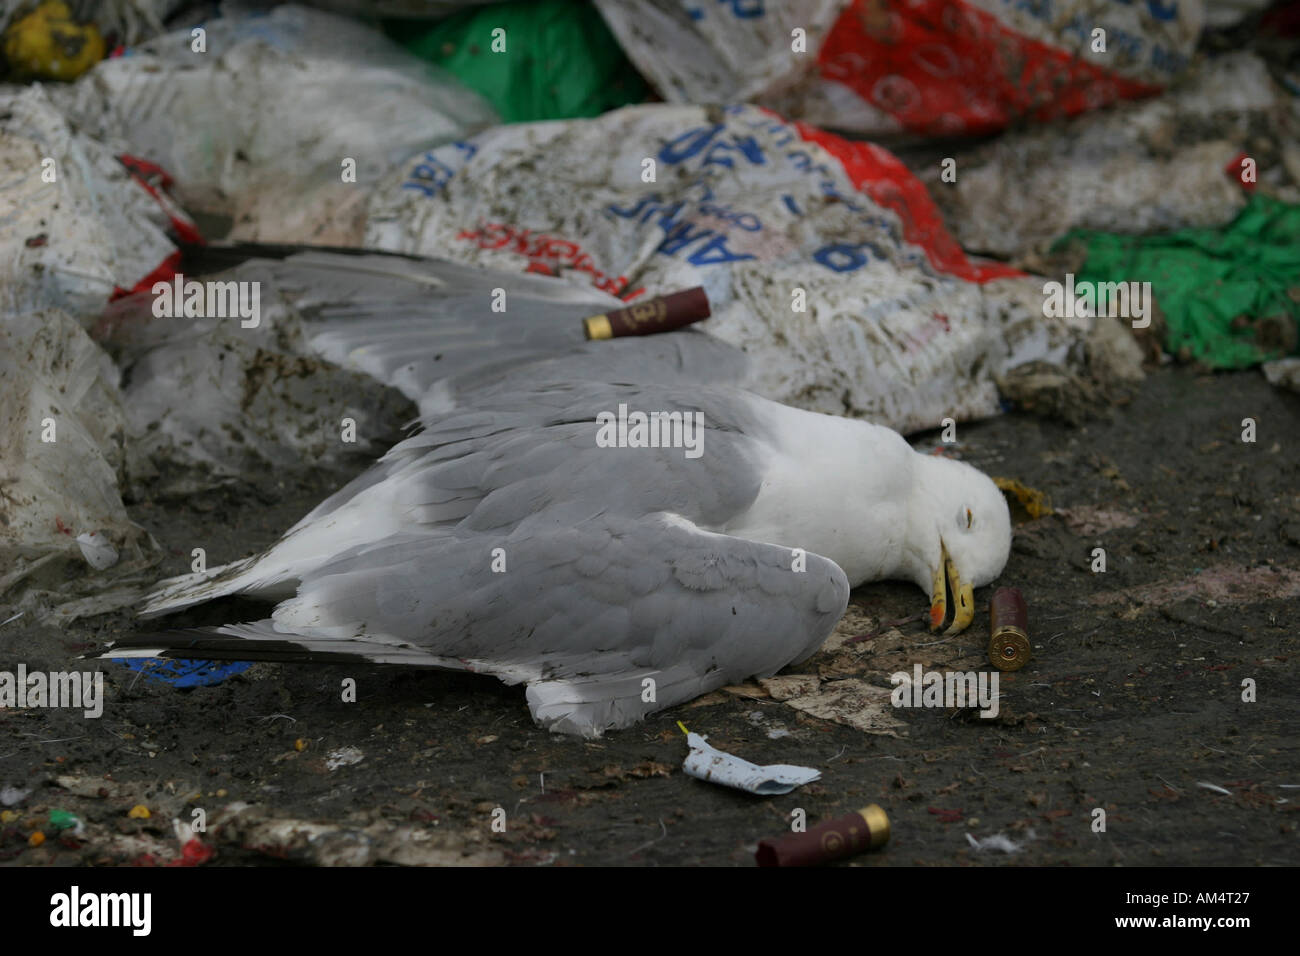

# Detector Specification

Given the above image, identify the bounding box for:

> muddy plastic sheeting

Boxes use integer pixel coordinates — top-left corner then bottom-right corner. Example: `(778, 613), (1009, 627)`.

(927, 52), (1298, 260)
(53, 2), (498, 245)
(0, 309), (154, 599)
(365, 102), (1142, 433)
(0, 85), (189, 319)
(93, 261), (416, 500)
(595, 0), (1202, 138)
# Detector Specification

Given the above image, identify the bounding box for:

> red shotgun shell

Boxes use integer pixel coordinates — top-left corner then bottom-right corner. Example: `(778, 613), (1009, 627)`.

(989, 586), (1030, 671)
(755, 804), (890, 867)
(583, 287), (711, 340)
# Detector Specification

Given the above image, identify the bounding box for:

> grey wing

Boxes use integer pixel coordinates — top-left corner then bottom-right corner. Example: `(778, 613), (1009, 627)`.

(251, 250), (750, 407)
(127, 379), (847, 735)
(276, 251), (618, 402)
(268, 511), (849, 736)
(143, 381), (776, 614)
(426, 330), (751, 417)
(100, 245), (624, 394)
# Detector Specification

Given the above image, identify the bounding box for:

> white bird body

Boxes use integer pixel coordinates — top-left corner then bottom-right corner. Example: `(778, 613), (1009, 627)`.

(717, 403), (914, 588)
(125, 383), (1010, 737)
(100, 250), (1013, 737)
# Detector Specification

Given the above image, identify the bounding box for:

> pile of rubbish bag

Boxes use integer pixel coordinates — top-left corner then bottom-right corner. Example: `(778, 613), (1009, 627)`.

(596, 0), (1206, 138)
(2, 0), (1298, 610)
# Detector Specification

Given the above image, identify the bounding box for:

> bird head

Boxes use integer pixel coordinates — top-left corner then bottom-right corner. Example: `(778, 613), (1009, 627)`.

(908, 454), (1012, 634)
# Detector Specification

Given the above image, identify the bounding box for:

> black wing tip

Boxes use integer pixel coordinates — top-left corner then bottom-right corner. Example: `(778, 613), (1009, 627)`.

(83, 628), (372, 666)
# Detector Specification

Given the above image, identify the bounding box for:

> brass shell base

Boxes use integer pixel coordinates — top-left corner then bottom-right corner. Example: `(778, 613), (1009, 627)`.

(858, 804), (891, 848)
(989, 627), (1031, 672)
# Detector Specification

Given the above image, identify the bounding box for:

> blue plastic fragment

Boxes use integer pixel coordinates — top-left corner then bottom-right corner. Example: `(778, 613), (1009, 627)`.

(108, 658), (253, 688)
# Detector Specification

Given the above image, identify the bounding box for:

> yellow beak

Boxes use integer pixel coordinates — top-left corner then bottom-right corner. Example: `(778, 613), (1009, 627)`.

(930, 542), (975, 635)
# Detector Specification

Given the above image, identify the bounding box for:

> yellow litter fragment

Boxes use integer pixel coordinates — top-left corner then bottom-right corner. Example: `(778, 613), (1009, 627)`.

(0, 810), (18, 824)
(993, 477), (1053, 520)
(128, 804), (151, 819)
(2, 0), (106, 82)
(28, 831), (45, 847)
(294, 738), (308, 752)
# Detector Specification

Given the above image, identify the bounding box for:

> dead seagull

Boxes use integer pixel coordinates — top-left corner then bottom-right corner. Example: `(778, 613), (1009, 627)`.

(96, 379), (1011, 737)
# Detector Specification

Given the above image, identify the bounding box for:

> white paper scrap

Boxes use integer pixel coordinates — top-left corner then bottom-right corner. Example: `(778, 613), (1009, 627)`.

(682, 732), (819, 795)
(76, 531), (120, 571)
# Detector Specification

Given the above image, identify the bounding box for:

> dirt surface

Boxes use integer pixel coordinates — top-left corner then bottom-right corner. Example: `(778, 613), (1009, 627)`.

(1, 365), (1297, 867)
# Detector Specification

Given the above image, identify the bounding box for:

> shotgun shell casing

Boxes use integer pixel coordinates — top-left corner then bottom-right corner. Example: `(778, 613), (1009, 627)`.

(989, 586), (1030, 671)
(755, 804), (890, 867)
(582, 286), (710, 340)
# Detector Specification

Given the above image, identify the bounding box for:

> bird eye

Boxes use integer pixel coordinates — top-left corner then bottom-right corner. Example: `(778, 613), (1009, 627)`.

(965, 508), (973, 530)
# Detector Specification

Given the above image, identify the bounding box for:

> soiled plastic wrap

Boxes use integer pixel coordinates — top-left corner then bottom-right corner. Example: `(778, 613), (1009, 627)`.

(0, 84), (186, 320)
(926, 53), (1297, 259)
(682, 732), (820, 795)
(94, 261), (416, 499)
(0, 309), (151, 594)
(595, 0), (1203, 138)
(366, 103), (1133, 433)
(1263, 357), (1300, 392)
(54, 2), (498, 244)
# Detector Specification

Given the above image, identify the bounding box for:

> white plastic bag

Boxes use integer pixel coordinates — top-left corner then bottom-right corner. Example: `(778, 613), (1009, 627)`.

(0, 85), (187, 321)
(595, 0), (1204, 138)
(55, 2), (498, 244)
(0, 309), (149, 592)
(366, 103), (1112, 433)
(927, 53), (1291, 259)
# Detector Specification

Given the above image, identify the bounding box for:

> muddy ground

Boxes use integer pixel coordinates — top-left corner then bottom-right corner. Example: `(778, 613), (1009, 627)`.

(1, 364), (1297, 866)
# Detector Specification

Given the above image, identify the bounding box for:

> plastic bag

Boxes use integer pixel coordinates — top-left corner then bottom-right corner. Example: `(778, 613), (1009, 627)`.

(595, 0), (1204, 137)
(1060, 193), (1300, 370)
(927, 52), (1296, 260)
(389, 0), (648, 123)
(0, 84), (189, 321)
(0, 309), (151, 594)
(365, 103), (1133, 433)
(54, 2), (498, 244)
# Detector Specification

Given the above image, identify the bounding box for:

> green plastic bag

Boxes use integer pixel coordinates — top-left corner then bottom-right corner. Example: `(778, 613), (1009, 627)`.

(387, 0), (647, 123)
(1058, 194), (1300, 369)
